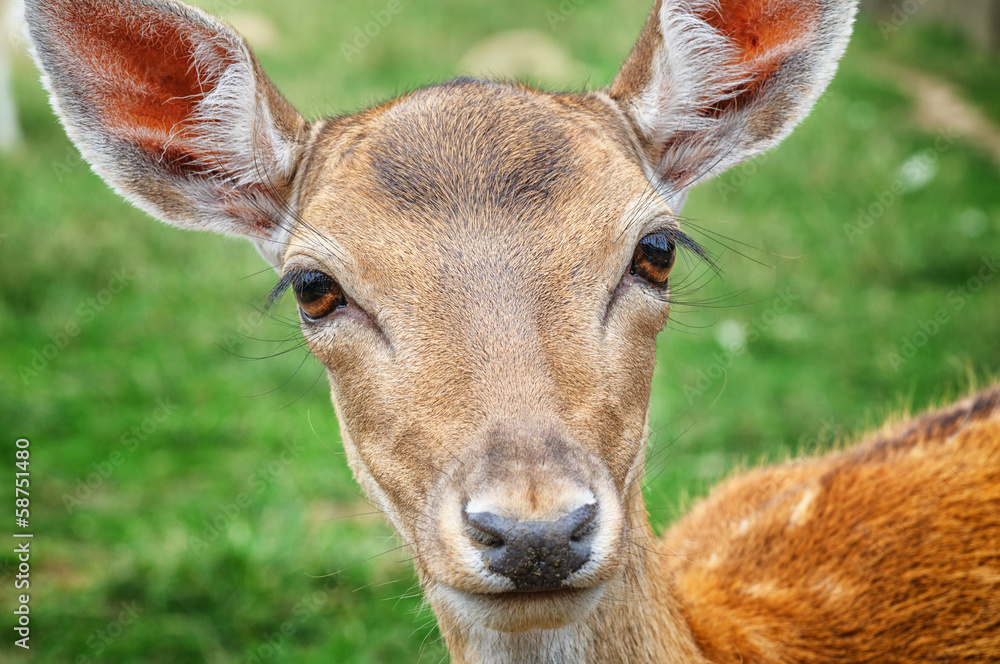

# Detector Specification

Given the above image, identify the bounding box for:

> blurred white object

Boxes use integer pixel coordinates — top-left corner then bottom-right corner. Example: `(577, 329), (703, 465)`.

(0, 0), (22, 152)
(458, 30), (588, 88)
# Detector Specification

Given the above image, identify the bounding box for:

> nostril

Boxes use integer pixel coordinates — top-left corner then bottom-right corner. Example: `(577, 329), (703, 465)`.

(466, 511), (507, 548)
(566, 502), (598, 543)
(470, 529), (504, 547)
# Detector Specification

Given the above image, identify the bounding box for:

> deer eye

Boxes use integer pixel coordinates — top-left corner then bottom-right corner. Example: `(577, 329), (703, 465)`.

(293, 271), (346, 321)
(631, 231), (677, 287)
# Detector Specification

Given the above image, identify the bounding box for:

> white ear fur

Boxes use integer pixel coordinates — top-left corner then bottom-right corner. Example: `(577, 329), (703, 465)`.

(22, 0), (308, 268)
(610, 0), (859, 207)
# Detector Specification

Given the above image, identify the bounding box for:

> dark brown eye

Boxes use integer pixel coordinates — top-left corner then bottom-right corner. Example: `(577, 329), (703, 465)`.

(293, 271), (346, 321)
(631, 231), (676, 286)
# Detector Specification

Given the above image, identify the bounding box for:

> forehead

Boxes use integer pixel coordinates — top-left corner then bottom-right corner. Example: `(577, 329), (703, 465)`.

(292, 79), (659, 275)
(368, 78), (584, 219)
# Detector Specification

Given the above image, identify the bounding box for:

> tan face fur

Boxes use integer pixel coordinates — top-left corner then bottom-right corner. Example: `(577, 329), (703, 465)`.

(287, 81), (676, 629)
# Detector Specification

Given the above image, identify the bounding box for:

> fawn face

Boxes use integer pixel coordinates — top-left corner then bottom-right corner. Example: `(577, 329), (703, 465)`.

(289, 81), (677, 629)
(26, 0), (857, 635)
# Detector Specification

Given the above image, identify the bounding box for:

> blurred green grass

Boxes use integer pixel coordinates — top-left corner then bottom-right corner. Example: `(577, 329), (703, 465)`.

(2, 1), (999, 662)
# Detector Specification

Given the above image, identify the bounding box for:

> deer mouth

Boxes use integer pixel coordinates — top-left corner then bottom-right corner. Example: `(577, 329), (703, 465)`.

(493, 587), (589, 598)
(472, 586), (598, 604)
(435, 583), (607, 633)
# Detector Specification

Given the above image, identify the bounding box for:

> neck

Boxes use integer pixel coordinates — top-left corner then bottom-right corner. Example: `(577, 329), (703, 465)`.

(433, 455), (708, 664)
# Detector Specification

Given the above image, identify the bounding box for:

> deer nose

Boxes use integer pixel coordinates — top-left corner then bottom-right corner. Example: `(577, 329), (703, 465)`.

(465, 502), (598, 591)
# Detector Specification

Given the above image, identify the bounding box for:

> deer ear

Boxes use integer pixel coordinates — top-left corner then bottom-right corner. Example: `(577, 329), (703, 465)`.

(23, 0), (308, 267)
(609, 0), (858, 209)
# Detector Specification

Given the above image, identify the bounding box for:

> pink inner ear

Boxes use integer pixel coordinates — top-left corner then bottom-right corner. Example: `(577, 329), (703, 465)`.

(699, 0), (818, 75)
(55, 1), (232, 162)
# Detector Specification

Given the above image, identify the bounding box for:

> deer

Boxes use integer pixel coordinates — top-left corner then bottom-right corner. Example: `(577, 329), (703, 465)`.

(22, 0), (1000, 661)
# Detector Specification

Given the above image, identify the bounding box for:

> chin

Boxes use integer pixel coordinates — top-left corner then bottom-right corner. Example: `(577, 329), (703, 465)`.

(433, 583), (606, 633)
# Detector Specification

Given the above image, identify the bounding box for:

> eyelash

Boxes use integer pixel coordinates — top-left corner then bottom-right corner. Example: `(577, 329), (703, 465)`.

(628, 227), (709, 289)
(649, 227), (707, 263)
(265, 267), (316, 313)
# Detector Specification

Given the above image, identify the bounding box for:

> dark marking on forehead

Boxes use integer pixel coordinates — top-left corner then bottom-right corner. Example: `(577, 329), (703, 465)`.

(367, 78), (575, 220)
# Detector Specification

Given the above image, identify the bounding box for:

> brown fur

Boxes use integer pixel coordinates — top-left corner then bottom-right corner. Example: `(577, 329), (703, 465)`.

(664, 388), (1000, 663)
(24, 0), (1000, 662)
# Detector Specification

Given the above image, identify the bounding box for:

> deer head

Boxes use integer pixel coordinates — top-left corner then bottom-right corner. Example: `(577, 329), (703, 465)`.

(24, 0), (857, 646)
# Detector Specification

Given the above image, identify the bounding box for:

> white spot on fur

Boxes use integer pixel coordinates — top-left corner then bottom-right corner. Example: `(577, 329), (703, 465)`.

(972, 568), (1000, 584)
(789, 487), (819, 527)
(746, 580), (781, 598)
(811, 576), (846, 601)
